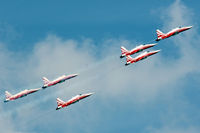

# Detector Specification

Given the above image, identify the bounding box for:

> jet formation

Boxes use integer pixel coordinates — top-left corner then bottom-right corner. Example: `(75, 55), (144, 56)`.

(3, 25), (192, 111)
(4, 73), (79, 103)
(120, 26), (192, 65)
(120, 43), (157, 58)
(120, 44), (160, 65)
(4, 72), (94, 110)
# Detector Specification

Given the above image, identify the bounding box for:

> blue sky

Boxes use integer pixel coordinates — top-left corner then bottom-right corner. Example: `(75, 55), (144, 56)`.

(0, 0), (200, 133)
(0, 0), (196, 50)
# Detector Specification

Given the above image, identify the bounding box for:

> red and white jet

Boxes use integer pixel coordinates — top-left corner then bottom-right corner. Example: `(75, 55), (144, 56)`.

(42, 74), (78, 89)
(120, 43), (157, 58)
(156, 26), (192, 41)
(4, 88), (41, 102)
(125, 50), (160, 65)
(56, 92), (93, 110)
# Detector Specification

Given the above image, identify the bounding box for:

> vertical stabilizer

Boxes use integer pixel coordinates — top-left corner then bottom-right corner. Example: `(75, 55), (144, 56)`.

(121, 46), (129, 56)
(5, 91), (12, 99)
(156, 29), (165, 38)
(126, 55), (133, 63)
(56, 98), (65, 107)
(42, 77), (50, 85)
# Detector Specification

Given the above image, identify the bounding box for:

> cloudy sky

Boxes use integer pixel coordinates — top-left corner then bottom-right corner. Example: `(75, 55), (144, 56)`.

(0, 0), (200, 133)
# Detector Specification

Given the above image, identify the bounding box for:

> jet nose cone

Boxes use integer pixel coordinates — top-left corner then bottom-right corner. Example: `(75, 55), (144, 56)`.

(154, 50), (161, 53)
(88, 92), (94, 96)
(151, 43), (158, 46)
(73, 74), (78, 77)
(185, 26), (193, 30)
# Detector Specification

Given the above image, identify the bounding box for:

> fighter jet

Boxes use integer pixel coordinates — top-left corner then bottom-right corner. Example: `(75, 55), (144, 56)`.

(56, 92), (93, 110)
(42, 74), (78, 89)
(120, 43), (157, 58)
(4, 88), (41, 102)
(125, 50), (160, 66)
(156, 26), (192, 41)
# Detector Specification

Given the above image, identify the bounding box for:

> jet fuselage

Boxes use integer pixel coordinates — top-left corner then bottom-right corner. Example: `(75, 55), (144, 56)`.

(42, 74), (78, 89)
(56, 93), (93, 110)
(156, 26), (192, 41)
(4, 88), (41, 102)
(125, 50), (160, 65)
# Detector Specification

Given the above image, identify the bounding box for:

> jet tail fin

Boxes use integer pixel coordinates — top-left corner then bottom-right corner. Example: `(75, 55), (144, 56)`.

(5, 91), (12, 99)
(126, 55), (133, 63)
(156, 29), (165, 39)
(56, 98), (65, 107)
(120, 46), (129, 58)
(42, 77), (50, 85)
